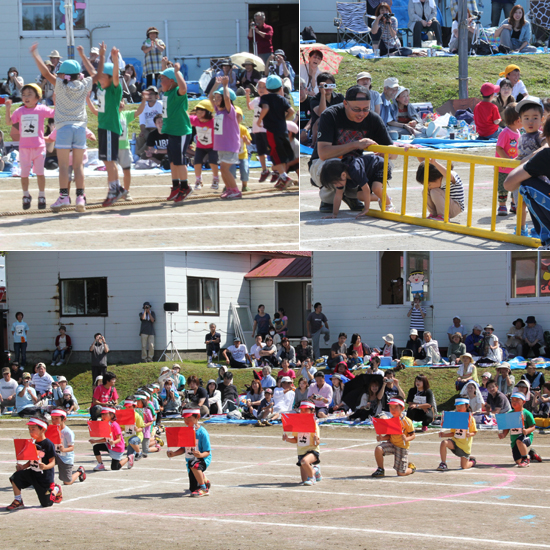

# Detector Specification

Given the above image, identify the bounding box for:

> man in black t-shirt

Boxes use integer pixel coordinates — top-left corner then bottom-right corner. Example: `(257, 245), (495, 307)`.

(143, 114), (169, 164)
(504, 144), (550, 248)
(309, 85), (395, 213)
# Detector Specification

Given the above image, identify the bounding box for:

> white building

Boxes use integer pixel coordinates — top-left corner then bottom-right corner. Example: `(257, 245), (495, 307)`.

(311, 251), (550, 352)
(1, 0), (298, 83)
(2, 251), (311, 363)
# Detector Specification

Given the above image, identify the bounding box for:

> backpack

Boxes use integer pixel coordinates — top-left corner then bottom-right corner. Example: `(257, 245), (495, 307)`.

(475, 40), (495, 56)
(455, 108), (474, 125)
(302, 26), (317, 42)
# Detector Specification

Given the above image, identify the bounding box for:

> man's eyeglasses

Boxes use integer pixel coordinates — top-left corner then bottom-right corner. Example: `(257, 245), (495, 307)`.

(349, 106), (370, 113)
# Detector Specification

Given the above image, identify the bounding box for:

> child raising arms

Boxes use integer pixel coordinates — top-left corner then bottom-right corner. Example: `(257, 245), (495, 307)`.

(436, 398), (477, 471)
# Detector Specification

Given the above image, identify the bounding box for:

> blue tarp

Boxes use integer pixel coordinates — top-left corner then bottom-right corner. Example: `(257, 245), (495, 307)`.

(411, 138), (498, 149)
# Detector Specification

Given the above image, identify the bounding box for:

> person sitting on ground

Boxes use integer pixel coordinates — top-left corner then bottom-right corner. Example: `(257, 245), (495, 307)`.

(223, 337), (251, 369)
(277, 359), (297, 383)
(389, 87), (423, 137)
(534, 381), (550, 417)
(161, 378), (181, 415)
(206, 379), (222, 415)
(256, 387), (275, 425)
(171, 364), (186, 392)
(329, 374), (349, 413)
(250, 334), (265, 365)
(205, 323), (221, 365)
(293, 377), (310, 410)
(406, 374), (435, 431)
(496, 64), (527, 102)
(495, 362), (516, 397)
(408, 0), (443, 47)
(366, 356), (384, 376)
(265, 49), (295, 93)
(296, 337), (314, 368)
(307, 371), (333, 418)
(259, 335), (279, 368)
(347, 333), (372, 361)
(244, 379), (264, 417)
(31, 363), (53, 401)
(0, 367), (18, 414)
(333, 361), (356, 379)
(523, 316), (544, 358)
(356, 72), (381, 115)
(506, 318), (525, 358)
(218, 372), (239, 410)
(465, 324), (484, 356)
(494, 5), (537, 54)
(416, 158), (465, 222)
(375, 333), (398, 360)
(51, 326), (71, 366)
(52, 376), (78, 409)
(448, 333), (467, 364)
(277, 337), (296, 366)
(260, 365), (277, 389)
(479, 371), (492, 400)
(461, 380), (485, 416)
(142, 114), (169, 166)
(493, 79), (516, 128)
(475, 83), (502, 140)
(3, 67), (24, 101)
(416, 332), (442, 365)
(522, 360), (546, 393)
(481, 324), (502, 363)
(406, 329), (423, 360)
(448, 10), (475, 53)
(352, 377), (385, 420)
(236, 59), (262, 96)
(382, 369), (406, 410)
(485, 378), (512, 414)
(447, 315), (465, 343)
(184, 375), (209, 417)
(378, 77), (399, 131)
(298, 357), (317, 384)
(372, 2), (401, 56)
(455, 353), (477, 391)
(299, 49), (323, 97)
(327, 333), (348, 370)
(268, 377), (295, 422)
(15, 372), (40, 417)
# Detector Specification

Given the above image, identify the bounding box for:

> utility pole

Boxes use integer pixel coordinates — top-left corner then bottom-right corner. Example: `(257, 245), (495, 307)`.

(457, 0), (468, 98)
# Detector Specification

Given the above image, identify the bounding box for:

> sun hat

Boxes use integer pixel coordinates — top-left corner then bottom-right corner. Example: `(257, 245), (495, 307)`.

(63, 389), (72, 395)
(195, 100), (213, 112)
(331, 373), (343, 381)
(160, 366), (170, 373)
(356, 71), (372, 81)
(513, 318), (525, 327)
(409, 329), (418, 336)
(266, 75), (283, 91)
(453, 315), (461, 320)
(515, 96), (543, 113)
(526, 315), (537, 324)
(473, 324), (483, 331)
(287, 120), (299, 134)
(90, 47), (99, 55)
(57, 375), (67, 383)
(146, 85), (158, 93)
(27, 417), (48, 429)
(388, 398), (405, 407)
(2, 367), (10, 374)
(395, 86), (410, 99)
(213, 86), (237, 101)
(480, 82), (499, 96)
(243, 58), (256, 66)
(484, 324), (494, 330)
(274, 49), (286, 58)
(460, 353), (473, 362)
(49, 50), (62, 58)
(146, 26), (160, 37)
(280, 376), (292, 383)
(511, 392), (526, 401)
(482, 372), (492, 378)
(499, 64), (520, 77)
(22, 372), (31, 379)
(22, 83), (42, 99)
(383, 334), (394, 344)
(497, 362), (511, 371)
(58, 59), (81, 75)
(220, 58), (232, 66)
(234, 105), (243, 117)
(172, 364), (181, 370)
(95, 375), (103, 383)
(233, 336), (241, 342)
(264, 388), (274, 394)
(383, 77), (399, 88)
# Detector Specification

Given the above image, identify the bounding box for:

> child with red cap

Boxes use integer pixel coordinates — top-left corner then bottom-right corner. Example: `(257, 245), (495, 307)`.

(372, 397), (416, 478)
(50, 408), (86, 484)
(6, 414), (62, 510)
(166, 408), (212, 497)
(282, 400), (321, 486)
(474, 83), (502, 140)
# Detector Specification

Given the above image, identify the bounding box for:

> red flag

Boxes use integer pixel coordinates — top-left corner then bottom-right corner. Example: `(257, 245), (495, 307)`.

(115, 408), (136, 426)
(282, 413), (316, 433)
(165, 427), (196, 448)
(88, 421), (112, 438)
(45, 425), (61, 445)
(14, 439), (39, 461)
(372, 416), (403, 435)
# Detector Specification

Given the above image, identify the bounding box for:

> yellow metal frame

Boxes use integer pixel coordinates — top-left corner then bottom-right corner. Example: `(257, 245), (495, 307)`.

(367, 145), (538, 247)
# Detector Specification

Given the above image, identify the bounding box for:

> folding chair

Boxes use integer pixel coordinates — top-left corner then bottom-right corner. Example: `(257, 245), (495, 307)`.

(334, 2), (372, 47)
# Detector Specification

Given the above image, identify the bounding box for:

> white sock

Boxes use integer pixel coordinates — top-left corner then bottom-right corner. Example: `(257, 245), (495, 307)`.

(108, 180), (118, 193)
(38, 191), (45, 198)
(23, 191), (31, 197)
(14, 495), (22, 502)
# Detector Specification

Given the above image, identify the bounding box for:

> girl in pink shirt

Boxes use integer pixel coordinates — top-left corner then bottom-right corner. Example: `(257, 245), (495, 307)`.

(5, 84), (55, 210)
(189, 101), (219, 190)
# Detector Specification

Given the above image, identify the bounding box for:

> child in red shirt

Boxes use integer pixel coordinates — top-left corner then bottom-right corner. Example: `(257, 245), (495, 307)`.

(474, 83), (501, 140)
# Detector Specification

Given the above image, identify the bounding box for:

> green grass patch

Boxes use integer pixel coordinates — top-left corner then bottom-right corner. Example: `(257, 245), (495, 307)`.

(335, 54), (550, 109)
(47, 360), (529, 412)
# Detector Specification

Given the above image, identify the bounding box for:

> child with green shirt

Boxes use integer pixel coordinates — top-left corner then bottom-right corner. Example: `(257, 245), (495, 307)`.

(498, 391), (541, 467)
(160, 61), (193, 204)
(96, 46), (126, 207)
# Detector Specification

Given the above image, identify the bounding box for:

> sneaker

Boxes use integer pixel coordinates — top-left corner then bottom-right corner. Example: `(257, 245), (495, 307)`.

(142, 453), (148, 458)
(174, 187), (193, 203)
(127, 454), (135, 469)
(538, 243), (550, 251)
(50, 194), (71, 213)
(211, 178), (220, 190)
(319, 201), (333, 213)
(124, 193), (133, 201)
(93, 463), (105, 471)
(378, 197), (396, 212)
(436, 462), (448, 471)
(264, 419), (272, 426)
(74, 194), (86, 213)
(371, 467), (385, 478)
(194, 178), (203, 190)
(78, 466), (86, 482)
(409, 463), (417, 474)
(518, 458), (530, 468)
(56, 361), (63, 366)
(256, 420), (265, 427)
(529, 449), (542, 463)
(134, 453), (143, 462)
(23, 195), (32, 210)
(275, 174), (292, 190)
(427, 214), (444, 221)
(167, 187), (180, 201)
(155, 435), (164, 447)
(510, 202), (517, 214)
(521, 227), (529, 237)
(270, 171), (280, 183)
(302, 477), (315, 486)
(51, 361), (56, 366)
(529, 227), (540, 239)
(6, 499), (24, 511)
(191, 488), (209, 497)
(258, 170), (271, 182)
(498, 204), (508, 216)
(228, 188), (242, 199)
(314, 466), (322, 482)
(38, 196), (46, 210)
(342, 197), (364, 211)
(469, 456), (477, 468)
(102, 187), (127, 207)
(205, 479), (211, 491)
(421, 426), (428, 432)
(51, 484), (63, 504)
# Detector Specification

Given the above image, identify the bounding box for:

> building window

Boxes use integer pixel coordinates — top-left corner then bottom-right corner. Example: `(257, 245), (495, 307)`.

(380, 252), (430, 305)
(60, 277), (108, 316)
(510, 251), (550, 299)
(187, 277), (219, 315)
(21, 0), (86, 33)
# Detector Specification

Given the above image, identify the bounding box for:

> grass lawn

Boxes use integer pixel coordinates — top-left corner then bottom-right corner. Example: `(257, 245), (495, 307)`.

(334, 53), (550, 109)
(45, 359), (531, 412)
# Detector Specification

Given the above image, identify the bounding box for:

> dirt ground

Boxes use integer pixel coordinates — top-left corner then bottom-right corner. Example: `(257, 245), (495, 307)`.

(1, 418), (549, 549)
(300, 151), (534, 251)
(0, 169), (299, 250)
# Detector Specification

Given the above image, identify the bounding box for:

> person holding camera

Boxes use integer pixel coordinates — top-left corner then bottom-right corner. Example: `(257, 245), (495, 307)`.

(15, 372), (40, 417)
(90, 333), (109, 387)
(265, 49), (295, 93)
(371, 3), (401, 56)
(183, 375), (209, 417)
(309, 73), (344, 150)
(3, 67), (24, 101)
(407, 296), (426, 340)
(408, 0), (443, 48)
(141, 27), (166, 89)
(139, 301), (156, 362)
(248, 12), (274, 65)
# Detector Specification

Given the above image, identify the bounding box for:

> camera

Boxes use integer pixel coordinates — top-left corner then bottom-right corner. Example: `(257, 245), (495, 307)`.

(321, 82), (337, 89)
(382, 13), (393, 22)
(470, 10), (482, 21)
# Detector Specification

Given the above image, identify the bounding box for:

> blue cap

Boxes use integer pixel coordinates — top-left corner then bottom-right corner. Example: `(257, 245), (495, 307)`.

(161, 68), (177, 82)
(454, 398), (469, 406)
(103, 63), (114, 76)
(511, 392), (526, 401)
(58, 59), (81, 75)
(213, 86), (237, 101)
(266, 74), (283, 91)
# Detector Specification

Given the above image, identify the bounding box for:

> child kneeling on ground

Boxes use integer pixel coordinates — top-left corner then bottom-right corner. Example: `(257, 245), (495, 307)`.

(319, 154), (395, 219)
(372, 398), (416, 477)
(166, 408), (212, 497)
(6, 414), (62, 510)
(436, 398), (477, 471)
(416, 158), (465, 222)
(282, 400), (322, 486)
(90, 407), (132, 471)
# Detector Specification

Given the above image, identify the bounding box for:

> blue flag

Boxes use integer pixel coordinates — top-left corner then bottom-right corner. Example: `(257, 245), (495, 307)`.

(495, 411), (523, 431)
(442, 411), (470, 430)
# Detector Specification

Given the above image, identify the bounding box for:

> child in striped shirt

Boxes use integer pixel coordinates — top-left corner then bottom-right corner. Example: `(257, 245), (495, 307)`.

(416, 159), (465, 221)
